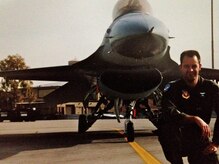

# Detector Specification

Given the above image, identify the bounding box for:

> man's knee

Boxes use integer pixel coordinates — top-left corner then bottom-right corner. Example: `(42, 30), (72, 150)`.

(158, 124), (183, 163)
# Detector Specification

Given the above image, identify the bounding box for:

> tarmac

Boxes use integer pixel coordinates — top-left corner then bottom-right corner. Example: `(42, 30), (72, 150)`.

(0, 118), (217, 163)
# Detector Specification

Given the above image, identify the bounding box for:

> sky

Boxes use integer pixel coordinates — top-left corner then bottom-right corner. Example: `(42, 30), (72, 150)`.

(0, 0), (218, 85)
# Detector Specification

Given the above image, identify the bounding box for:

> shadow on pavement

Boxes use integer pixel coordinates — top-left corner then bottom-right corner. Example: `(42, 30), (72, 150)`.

(0, 129), (155, 160)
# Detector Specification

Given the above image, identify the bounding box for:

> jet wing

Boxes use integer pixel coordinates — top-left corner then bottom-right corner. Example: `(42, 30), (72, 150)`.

(0, 63), (95, 104)
(0, 48), (107, 104)
(0, 65), (77, 81)
(0, 47), (106, 82)
(200, 68), (219, 82)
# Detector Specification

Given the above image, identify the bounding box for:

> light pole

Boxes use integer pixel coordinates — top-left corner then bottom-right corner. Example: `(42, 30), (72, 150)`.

(211, 0), (214, 69)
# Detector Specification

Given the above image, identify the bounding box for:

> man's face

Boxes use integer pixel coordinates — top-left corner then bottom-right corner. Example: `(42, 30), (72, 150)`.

(179, 55), (201, 84)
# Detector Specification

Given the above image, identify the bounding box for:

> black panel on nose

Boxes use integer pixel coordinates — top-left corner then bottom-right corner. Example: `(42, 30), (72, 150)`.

(112, 33), (167, 59)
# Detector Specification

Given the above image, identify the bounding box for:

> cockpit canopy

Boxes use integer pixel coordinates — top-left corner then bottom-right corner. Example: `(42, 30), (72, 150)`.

(112, 0), (153, 20)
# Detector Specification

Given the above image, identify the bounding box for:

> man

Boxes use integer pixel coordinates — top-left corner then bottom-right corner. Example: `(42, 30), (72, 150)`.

(158, 50), (219, 164)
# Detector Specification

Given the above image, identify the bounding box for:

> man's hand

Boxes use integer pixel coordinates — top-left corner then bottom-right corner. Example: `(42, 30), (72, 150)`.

(193, 116), (211, 138)
(184, 115), (211, 138)
(202, 143), (218, 155)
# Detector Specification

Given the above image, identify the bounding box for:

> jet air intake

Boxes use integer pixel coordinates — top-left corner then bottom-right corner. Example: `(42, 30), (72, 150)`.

(98, 68), (162, 99)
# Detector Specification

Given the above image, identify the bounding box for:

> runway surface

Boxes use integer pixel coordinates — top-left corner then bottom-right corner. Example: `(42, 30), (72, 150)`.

(0, 119), (217, 163)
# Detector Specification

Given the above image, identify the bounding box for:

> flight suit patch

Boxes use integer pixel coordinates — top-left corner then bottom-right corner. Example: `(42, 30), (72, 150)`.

(182, 90), (190, 99)
(200, 92), (206, 97)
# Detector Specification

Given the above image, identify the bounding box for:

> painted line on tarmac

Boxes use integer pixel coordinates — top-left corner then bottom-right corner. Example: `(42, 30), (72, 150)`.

(115, 129), (161, 164)
(128, 141), (161, 164)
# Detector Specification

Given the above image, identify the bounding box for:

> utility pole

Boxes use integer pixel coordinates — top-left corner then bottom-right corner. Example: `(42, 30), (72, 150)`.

(211, 0), (214, 68)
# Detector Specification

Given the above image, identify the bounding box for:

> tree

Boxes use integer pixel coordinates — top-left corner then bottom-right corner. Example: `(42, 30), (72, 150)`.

(0, 54), (36, 109)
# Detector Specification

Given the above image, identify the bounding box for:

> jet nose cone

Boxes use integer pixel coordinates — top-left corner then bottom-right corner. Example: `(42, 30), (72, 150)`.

(104, 12), (169, 65)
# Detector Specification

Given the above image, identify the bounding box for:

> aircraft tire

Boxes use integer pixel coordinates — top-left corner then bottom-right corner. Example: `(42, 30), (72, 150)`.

(78, 114), (87, 133)
(125, 121), (135, 142)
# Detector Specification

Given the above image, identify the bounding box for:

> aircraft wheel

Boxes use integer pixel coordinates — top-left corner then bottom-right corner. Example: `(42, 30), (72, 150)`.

(125, 121), (134, 142)
(78, 114), (87, 133)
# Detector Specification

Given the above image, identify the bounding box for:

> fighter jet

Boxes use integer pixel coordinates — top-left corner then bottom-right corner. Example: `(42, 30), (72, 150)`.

(0, 0), (219, 142)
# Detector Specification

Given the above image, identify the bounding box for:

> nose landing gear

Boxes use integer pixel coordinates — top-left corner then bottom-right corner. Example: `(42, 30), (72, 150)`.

(124, 101), (135, 142)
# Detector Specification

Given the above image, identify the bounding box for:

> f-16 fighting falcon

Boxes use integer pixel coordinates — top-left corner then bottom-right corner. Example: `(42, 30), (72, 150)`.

(1, 0), (219, 142)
